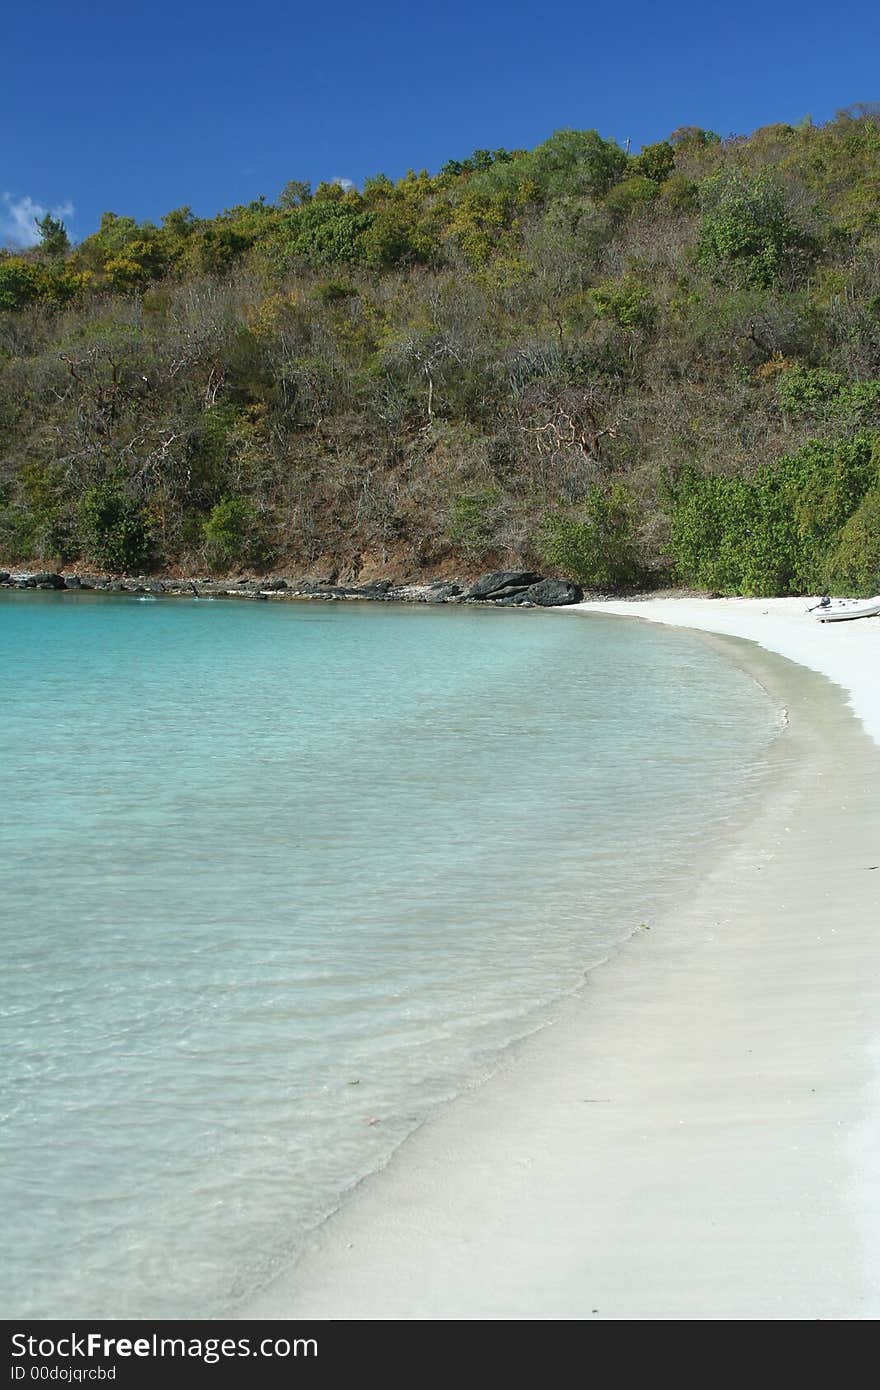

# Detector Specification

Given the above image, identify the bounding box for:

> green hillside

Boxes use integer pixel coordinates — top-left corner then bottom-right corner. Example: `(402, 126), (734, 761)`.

(2, 107), (880, 592)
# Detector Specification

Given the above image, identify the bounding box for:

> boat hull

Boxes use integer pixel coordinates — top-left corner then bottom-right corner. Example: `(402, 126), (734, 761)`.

(817, 596), (880, 622)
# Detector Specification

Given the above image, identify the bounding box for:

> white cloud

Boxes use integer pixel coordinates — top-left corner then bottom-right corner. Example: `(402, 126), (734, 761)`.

(1, 193), (74, 249)
(331, 177), (356, 193)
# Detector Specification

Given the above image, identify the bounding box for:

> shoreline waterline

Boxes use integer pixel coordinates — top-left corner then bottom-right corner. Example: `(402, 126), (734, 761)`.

(238, 609), (880, 1320)
(2, 594), (782, 1320)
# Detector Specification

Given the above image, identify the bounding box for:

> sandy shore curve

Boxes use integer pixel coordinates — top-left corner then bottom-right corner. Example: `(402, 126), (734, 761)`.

(238, 598), (880, 1320)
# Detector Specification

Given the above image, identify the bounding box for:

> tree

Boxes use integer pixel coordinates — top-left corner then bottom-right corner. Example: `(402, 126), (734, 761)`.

(77, 480), (151, 572)
(539, 486), (643, 589)
(669, 127), (721, 148)
(631, 141), (676, 184)
(35, 212), (70, 257)
(202, 497), (270, 568)
(282, 198), (373, 264)
(278, 180), (312, 209)
(0, 256), (42, 309)
(697, 172), (812, 287)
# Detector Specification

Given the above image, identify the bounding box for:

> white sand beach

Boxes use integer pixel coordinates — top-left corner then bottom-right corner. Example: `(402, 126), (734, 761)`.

(240, 597), (880, 1321)
(573, 595), (880, 745)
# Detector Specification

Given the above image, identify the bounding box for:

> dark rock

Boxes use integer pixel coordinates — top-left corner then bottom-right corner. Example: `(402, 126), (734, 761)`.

(294, 580), (369, 598)
(310, 584), (366, 598)
(296, 578), (366, 597)
(260, 578), (288, 591)
(33, 571), (66, 589)
(147, 581), (165, 594)
(496, 592), (533, 606)
(426, 583), (462, 603)
(0, 571), (9, 584)
(294, 573), (339, 591)
(358, 579), (393, 597)
(18, 577), (37, 588)
(64, 575), (81, 589)
(468, 571), (542, 600)
(485, 582), (537, 600)
(524, 577), (584, 607)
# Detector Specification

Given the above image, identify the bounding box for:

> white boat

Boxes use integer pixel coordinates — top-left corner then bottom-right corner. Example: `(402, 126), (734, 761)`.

(813, 595), (880, 623)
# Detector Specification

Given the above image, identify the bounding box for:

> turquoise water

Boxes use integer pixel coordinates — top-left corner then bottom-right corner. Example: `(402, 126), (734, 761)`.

(0, 594), (780, 1318)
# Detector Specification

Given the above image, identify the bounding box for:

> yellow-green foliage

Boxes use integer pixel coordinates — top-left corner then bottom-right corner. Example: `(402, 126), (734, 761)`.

(3, 109), (880, 587)
(830, 486), (880, 593)
(669, 435), (880, 594)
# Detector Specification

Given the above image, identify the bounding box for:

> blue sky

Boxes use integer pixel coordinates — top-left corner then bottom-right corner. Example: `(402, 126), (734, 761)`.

(3, 0), (878, 247)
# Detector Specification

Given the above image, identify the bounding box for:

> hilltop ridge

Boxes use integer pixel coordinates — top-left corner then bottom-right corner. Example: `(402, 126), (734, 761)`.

(2, 109), (879, 594)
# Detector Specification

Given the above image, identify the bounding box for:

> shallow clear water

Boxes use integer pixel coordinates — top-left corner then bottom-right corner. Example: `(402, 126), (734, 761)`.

(0, 594), (780, 1318)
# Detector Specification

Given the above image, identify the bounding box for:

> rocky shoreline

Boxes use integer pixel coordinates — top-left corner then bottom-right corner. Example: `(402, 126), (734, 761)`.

(0, 568), (584, 608)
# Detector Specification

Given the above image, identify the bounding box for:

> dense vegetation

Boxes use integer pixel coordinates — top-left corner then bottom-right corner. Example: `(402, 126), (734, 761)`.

(2, 108), (880, 592)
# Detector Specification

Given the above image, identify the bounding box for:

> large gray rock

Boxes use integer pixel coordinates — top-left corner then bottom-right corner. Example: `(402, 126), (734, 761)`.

(525, 578), (584, 607)
(468, 571), (542, 600)
(64, 575), (81, 588)
(487, 583), (537, 600)
(426, 583), (462, 603)
(34, 571), (66, 589)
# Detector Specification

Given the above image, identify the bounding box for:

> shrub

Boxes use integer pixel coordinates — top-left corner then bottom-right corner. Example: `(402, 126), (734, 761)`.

(0, 505), (40, 561)
(668, 469), (797, 593)
(77, 481), (151, 572)
(697, 172), (812, 287)
(668, 433), (880, 593)
(538, 485), (642, 590)
(778, 434), (880, 587)
(776, 364), (846, 416)
(829, 487), (880, 593)
(590, 278), (656, 331)
(604, 176), (658, 222)
(467, 129), (628, 203)
(661, 175), (699, 214)
(282, 199), (373, 265)
(15, 463), (76, 563)
(313, 280), (357, 304)
(630, 141), (676, 184)
(777, 364), (880, 423)
(447, 488), (502, 558)
(202, 497), (270, 569)
(0, 258), (42, 311)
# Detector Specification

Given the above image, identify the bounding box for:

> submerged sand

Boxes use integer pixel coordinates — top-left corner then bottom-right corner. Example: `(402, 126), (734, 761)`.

(240, 598), (880, 1320)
